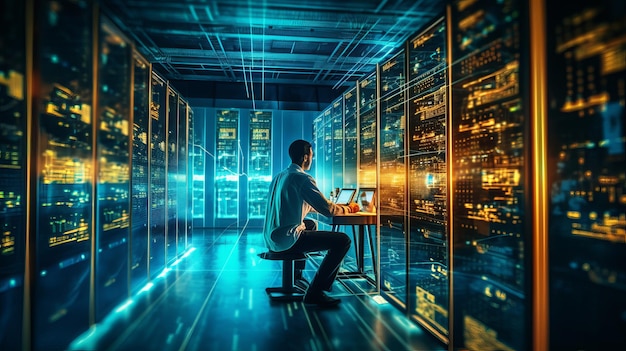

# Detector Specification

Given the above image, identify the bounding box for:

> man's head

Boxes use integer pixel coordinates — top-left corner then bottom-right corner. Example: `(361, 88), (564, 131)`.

(288, 139), (313, 170)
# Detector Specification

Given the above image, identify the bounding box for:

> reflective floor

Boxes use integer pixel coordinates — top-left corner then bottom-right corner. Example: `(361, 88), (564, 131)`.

(70, 227), (446, 351)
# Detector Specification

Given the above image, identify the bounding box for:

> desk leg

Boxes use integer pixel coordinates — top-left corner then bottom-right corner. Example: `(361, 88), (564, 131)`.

(366, 224), (376, 278)
(358, 225), (365, 274)
(351, 225), (359, 271)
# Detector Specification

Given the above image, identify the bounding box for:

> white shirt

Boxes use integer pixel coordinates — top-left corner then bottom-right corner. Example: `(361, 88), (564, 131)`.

(263, 163), (350, 252)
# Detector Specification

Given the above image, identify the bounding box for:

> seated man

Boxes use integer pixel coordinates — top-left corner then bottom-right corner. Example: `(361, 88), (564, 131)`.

(263, 139), (360, 307)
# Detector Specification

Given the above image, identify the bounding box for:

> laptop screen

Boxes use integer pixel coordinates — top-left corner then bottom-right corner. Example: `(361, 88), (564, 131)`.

(334, 188), (356, 205)
(357, 188), (376, 213)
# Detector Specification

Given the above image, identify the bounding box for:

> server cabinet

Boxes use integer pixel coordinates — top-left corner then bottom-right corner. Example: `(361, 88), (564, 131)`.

(94, 17), (132, 322)
(187, 108), (195, 235)
(378, 51), (408, 307)
(176, 98), (188, 256)
(130, 52), (150, 293)
(248, 111), (272, 219)
(545, 0), (626, 349)
(166, 87), (178, 261)
(358, 72), (377, 188)
(406, 18), (449, 341)
(215, 109), (239, 221)
(149, 73), (167, 277)
(343, 87), (358, 188)
(32, 1), (94, 348)
(331, 98), (344, 190)
(312, 112), (326, 195)
(0, 1), (26, 349)
(322, 107), (333, 195)
(192, 109), (206, 226)
(449, 0), (531, 349)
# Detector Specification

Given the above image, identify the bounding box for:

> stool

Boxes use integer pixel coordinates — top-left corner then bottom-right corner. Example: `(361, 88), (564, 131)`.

(258, 251), (307, 302)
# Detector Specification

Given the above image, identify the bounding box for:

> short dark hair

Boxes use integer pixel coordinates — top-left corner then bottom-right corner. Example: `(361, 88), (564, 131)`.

(288, 139), (312, 164)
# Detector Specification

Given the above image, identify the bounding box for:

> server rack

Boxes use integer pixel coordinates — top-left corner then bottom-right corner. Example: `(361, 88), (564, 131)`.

(0, 3), (194, 348)
(332, 98), (344, 191)
(149, 72), (167, 278)
(186, 107), (195, 240)
(31, 1), (95, 348)
(94, 16), (133, 322)
(248, 111), (272, 220)
(130, 51), (150, 294)
(357, 72), (377, 189)
(0, 1), (27, 349)
(448, 0), (531, 349)
(544, 0), (626, 349)
(378, 50), (408, 308)
(165, 87), (178, 262)
(406, 17), (449, 342)
(215, 109), (240, 223)
(176, 98), (188, 256)
(343, 87), (358, 189)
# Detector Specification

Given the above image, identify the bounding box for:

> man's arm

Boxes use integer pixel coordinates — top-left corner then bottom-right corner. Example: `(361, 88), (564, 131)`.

(299, 174), (355, 216)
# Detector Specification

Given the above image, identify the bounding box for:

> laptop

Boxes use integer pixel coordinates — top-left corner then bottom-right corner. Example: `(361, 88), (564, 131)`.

(334, 188), (357, 205)
(356, 188), (376, 213)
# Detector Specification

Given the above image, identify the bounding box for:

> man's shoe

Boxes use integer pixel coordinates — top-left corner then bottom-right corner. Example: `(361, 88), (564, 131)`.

(303, 291), (341, 307)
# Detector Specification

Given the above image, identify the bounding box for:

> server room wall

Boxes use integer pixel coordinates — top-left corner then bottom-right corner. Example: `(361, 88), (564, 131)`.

(189, 106), (317, 229)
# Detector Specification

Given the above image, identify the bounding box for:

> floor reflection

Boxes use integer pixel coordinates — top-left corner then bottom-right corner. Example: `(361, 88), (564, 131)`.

(69, 227), (446, 351)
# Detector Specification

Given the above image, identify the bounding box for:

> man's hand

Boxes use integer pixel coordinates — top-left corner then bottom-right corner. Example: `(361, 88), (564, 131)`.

(348, 202), (360, 213)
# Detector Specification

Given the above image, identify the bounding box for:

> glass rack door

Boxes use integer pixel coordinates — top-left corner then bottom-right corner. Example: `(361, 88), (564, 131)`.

(94, 17), (132, 322)
(0, 1), (26, 349)
(378, 51), (407, 307)
(545, 0), (626, 348)
(130, 52), (150, 294)
(33, 1), (94, 348)
(343, 87), (358, 189)
(248, 111), (272, 220)
(449, 0), (530, 349)
(406, 18), (449, 341)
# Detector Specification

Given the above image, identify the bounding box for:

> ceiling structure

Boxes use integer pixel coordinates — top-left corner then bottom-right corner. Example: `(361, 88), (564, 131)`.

(101, 0), (444, 102)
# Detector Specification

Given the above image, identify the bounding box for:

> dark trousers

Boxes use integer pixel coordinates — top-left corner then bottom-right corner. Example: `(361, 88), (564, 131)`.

(291, 219), (318, 274)
(283, 220), (351, 293)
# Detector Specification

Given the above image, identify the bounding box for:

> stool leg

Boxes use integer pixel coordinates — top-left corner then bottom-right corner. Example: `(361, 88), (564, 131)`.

(282, 259), (294, 290)
(266, 258), (305, 302)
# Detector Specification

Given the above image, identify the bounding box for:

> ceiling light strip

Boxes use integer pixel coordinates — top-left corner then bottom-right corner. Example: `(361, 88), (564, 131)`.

(262, 0), (267, 101)
(248, 0), (256, 109)
(238, 32), (250, 98)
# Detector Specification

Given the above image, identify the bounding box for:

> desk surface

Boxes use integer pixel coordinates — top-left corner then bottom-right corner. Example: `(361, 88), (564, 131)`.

(330, 212), (376, 225)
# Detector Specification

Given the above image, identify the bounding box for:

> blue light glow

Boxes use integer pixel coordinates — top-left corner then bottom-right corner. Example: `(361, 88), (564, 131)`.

(157, 267), (171, 278)
(139, 282), (154, 293)
(425, 173), (435, 187)
(115, 299), (134, 313)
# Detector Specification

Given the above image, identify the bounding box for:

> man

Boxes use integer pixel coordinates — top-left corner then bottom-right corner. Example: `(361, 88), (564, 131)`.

(263, 139), (360, 307)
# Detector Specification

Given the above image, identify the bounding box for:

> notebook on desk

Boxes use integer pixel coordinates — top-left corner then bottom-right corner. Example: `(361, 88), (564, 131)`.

(356, 188), (376, 213)
(333, 188), (356, 205)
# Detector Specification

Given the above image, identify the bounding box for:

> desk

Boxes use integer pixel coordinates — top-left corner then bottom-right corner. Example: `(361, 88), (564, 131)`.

(328, 212), (377, 284)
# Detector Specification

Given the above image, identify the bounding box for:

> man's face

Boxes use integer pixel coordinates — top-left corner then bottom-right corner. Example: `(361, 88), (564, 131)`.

(303, 149), (313, 171)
